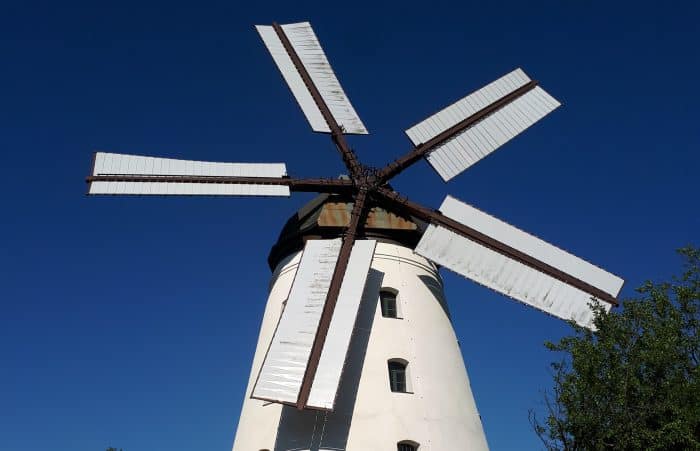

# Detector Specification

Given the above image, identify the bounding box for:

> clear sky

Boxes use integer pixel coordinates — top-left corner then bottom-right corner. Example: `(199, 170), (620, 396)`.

(1, 1), (698, 450)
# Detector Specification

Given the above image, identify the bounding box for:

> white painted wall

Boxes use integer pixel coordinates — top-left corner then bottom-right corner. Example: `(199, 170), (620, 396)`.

(232, 242), (489, 451)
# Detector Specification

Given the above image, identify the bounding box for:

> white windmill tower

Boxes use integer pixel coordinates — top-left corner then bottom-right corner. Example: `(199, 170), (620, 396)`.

(86, 21), (624, 451)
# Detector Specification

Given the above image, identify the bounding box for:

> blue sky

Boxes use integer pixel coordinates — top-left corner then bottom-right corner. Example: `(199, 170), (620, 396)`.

(1, 1), (697, 450)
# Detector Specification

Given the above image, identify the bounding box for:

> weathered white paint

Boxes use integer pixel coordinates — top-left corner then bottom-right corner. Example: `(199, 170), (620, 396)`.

(233, 242), (489, 451)
(256, 22), (368, 135)
(415, 196), (623, 328)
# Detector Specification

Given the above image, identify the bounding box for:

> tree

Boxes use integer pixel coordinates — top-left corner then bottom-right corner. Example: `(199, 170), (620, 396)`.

(531, 247), (700, 450)
(106, 448), (123, 451)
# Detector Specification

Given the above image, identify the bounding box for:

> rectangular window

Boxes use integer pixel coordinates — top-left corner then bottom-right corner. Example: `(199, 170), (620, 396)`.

(380, 291), (398, 318)
(388, 361), (407, 392)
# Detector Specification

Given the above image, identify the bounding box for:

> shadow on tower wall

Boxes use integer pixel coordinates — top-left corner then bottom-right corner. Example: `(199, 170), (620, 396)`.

(273, 268), (384, 451)
(418, 274), (451, 320)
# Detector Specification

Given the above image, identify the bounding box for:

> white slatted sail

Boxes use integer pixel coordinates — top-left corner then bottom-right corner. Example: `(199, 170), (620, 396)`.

(88, 152), (290, 197)
(252, 239), (342, 405)
(256, 22), (368, 135)
(307, 239), (377, 410)
(252, 239), (377, 408)
(415, 196), (623, 328)
(406, 69), (560, 181)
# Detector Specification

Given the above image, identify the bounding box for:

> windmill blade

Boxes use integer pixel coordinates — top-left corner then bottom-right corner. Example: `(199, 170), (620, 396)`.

(87, 152), (290, 197)
(307, 239), (376, 409)
(256, 22), (368, 135)
(252, 239), (341, 406)
(414, 195), (623, 329)
(406, 68), (560, 182)
(252, 239), (376, 410)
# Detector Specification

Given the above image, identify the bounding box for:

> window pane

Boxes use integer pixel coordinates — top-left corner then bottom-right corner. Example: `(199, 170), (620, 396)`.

(380, 291), (397, 318)
(398, 443), (417, 451)
(388, 361), (407, 392)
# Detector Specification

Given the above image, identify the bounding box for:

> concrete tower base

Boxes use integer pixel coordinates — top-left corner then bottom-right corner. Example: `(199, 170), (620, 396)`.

(232, 242), (489, 451)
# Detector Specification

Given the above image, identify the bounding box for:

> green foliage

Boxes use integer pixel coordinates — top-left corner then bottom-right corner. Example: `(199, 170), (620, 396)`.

(106, 447), (123, 451)
(531, 247), (700, 450)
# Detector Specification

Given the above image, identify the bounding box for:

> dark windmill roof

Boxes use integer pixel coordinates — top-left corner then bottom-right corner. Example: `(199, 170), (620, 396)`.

(268, 193), (425, 270)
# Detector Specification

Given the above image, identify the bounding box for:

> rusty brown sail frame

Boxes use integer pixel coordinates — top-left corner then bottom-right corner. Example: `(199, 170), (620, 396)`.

(86, 23), (619, 410)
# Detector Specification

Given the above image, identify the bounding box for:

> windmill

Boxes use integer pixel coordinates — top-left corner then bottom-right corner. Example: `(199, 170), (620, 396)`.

(86, 22), (624, 450)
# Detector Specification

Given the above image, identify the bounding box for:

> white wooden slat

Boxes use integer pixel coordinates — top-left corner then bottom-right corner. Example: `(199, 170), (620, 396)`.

(252, 239), (343, 405)
(88, 152), (290, 197)
(415, 196), (623, 329)
(89, 181), (289, 197)
(91, 152), (286, 177)
(257, 22), (368, 135)
(424, 86), (561, 181)
(306, 240), (377, 410)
